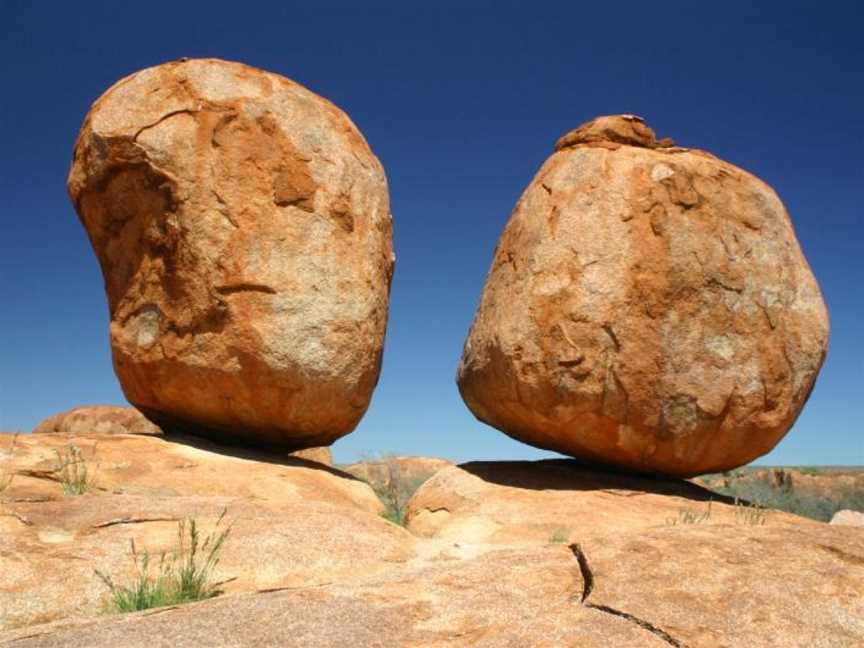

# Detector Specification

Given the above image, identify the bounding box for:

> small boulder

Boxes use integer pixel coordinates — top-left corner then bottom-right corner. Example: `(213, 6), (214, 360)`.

(458, 115), (829, 477)
(290, 446), (333, 466)
(831, 509), (864, 527)
(32, 405), (162, 437)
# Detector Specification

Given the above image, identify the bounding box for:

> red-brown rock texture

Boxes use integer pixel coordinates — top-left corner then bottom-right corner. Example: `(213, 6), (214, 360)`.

(32, 406), (162, 437)
(67, 59), (394, 449)
(3, 450), (861, 647)
(458, 115), (829, 477)
(0, 432), (405, 630)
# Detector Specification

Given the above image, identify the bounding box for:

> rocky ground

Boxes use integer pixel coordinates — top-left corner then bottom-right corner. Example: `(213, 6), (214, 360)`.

(1, 428), (862, 647)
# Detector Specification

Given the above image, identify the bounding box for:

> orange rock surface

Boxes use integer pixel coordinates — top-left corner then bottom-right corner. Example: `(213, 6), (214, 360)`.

(67, 58), (394, 449)
(458, 115), (829, 477)
(0, 432), (408, 630)
(32, 405), (162, 437)
(3, 451), (861, 647)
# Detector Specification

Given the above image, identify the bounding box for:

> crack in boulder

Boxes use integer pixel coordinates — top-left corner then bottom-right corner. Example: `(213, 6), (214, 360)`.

(569, 543), (689, 648)
(132, 109), (197, 142)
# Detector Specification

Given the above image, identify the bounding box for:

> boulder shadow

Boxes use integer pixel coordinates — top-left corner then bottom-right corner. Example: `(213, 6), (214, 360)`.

(158, 430), (365, 484)
(458, 458), (738, 505)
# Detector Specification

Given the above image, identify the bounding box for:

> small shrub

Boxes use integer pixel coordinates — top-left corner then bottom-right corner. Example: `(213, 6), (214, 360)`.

(549, 528), (570, 544)
(96, 542), (175, 612)
(96, 510), (232, 613)
(369, 456), (433, 527)
(54, 444), (93, 495)
(708, 472), (862, 522)
(734, 497), (769, 525)
(173, 514), (232, 602)
(666, 500), (712, 526)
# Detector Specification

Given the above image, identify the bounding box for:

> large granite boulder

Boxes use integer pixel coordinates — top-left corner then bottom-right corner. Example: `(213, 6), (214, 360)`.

(67, 58), (394, 449)
(458, 115), (828, 477)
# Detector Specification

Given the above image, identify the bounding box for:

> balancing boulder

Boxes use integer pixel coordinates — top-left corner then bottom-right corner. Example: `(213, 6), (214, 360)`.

(68, 58), (394, 448)
(457, 115), (828, 477)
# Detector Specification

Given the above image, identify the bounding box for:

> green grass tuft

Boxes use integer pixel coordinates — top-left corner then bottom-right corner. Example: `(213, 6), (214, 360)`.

(53, 444), (93, 496)
(96, 510), (232, 613)
(549, 528), (570, 544)
(367, 455), (434, 527)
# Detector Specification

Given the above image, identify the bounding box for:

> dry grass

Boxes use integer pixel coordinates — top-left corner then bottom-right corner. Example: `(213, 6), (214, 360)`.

(53, 444), (94, 495)
(0, 434), (19, 495)
(734, 497), (769, 525)
(700, 467), (864, 522)
(549, 528), (571, 544)
(666, 500), (712, 526)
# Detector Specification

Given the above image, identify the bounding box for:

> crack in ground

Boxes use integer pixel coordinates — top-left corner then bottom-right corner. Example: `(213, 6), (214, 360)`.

(569, 543), (689, 648)
(91, 516), (179, 529)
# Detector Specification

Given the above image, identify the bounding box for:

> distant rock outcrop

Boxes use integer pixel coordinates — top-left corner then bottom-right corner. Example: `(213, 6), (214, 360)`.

(34, 405), (334, 464)
(67, 58), (394, 449)
(458, 115), (829, 477)
(343, 455), (453, 486)
(32, 405), (162, 437)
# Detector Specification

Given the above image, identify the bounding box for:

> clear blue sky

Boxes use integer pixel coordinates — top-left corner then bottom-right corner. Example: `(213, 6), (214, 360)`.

(1, 1), (861, 465)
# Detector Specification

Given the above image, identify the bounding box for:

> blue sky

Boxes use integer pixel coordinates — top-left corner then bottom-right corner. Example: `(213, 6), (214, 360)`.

(1, 1), (861, 465)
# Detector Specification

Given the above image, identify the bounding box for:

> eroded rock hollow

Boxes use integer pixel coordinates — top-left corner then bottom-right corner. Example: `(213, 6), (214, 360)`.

(458, 115), (828, 477)
(68, 58), (394, 448)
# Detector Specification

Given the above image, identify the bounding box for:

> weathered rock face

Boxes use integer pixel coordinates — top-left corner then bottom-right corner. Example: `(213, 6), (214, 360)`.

(4, 456), (862, 647)
(33, 405), (334, 464)
(68, 58), (394, 449)
(405, 460), (816, 543)
(0, 432), (411, 630)
(458, 115), (829, 477)
(32, 406), (162, 436)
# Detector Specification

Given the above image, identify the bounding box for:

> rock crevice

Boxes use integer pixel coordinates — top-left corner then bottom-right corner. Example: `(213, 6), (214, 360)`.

(570, 543), (689, 648)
